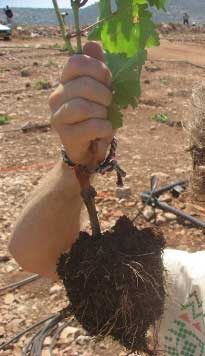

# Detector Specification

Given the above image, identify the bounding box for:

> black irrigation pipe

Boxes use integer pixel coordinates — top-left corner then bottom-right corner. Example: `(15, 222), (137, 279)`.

(147, 180), (188, 197)
(141, 179), (205, 229)
(0, 274), (41, 295)
(0, 314), (55, 351)
(23, 308), (72, 355)
(155, 199), (205, 228)
(0, 307), (72, 353)
(48, 319), (73, 355)
(24, 317), (60, 356)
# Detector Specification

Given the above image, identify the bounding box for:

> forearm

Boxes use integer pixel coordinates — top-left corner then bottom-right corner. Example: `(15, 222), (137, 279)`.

(9, 161), (82, 279)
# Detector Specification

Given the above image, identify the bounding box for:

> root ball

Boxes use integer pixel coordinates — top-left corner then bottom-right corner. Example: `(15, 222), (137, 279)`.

(57, 216), (166, 355)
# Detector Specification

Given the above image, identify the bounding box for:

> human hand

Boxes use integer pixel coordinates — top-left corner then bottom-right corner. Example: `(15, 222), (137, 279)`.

(49, 41), (113, 168)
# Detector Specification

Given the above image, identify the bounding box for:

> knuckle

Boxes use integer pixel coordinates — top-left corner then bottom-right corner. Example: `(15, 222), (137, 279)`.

(80, 76), (91, 88)
(103, 120), (113, 136)
(48, 92), (57, 111)
(89, 102), (108, 119)
(105, 90), (113, 106)
(89, 119), (99, 135)
(77, 98), (92, 115)
(69, 54), (87, 72)
(102, 64), (112, 84)
(62, 129), (74, 146)
(48, 85), (64, 112)
(89, 119), (112, 137)
(66, 98), (90, 119)
(50, 112), (58, 130)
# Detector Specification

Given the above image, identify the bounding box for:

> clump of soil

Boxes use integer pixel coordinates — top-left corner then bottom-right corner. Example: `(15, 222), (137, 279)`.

(57, 216), (166, 355)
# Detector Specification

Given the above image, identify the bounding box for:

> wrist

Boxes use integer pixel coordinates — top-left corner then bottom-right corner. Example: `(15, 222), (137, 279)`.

(58, 161), (81, 198)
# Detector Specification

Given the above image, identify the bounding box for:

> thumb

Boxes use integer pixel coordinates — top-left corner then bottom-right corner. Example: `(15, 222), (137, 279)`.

(83, 41), (104, 62)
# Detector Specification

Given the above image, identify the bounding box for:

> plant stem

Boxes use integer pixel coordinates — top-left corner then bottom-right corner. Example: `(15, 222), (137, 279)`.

(69, 12), (118, 38)
(81, 186), (101, 237)
(79, 0), (89, 7)
(52, 0), (74, 54)
(71, 0), (83, 53)
(74, 166), (101, 237)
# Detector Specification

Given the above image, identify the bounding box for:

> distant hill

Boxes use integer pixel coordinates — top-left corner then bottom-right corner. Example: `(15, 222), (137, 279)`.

(153, 0), (205, 24)
(0, 1), (204, 26)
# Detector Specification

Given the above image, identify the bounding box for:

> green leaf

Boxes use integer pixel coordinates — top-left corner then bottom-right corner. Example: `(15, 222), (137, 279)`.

(88, 0), (112, 41)
(89, 0), (164, 57)
(106, 50), (147, 109)
(0, 114), (10, 125)
(152, 113), (169, 123)
(108, 103), (123, 129)
(88, 0), (167, 128)
(147, 0), (166, 10)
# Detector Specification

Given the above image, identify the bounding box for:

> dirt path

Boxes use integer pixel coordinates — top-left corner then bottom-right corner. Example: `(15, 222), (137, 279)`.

(149, 39), (205, 67)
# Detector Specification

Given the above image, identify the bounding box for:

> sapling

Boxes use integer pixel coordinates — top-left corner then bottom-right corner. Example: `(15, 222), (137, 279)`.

(53, 1), (167, 354)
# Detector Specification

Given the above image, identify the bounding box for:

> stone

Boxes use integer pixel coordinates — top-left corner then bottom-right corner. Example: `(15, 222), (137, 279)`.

(4, 293), (15, 305)
(9, 112), (17, 119)
(76, 335), (91, 345)
(143, 206), (155, 221)
(125, 201), (136, 208)
(178, 202), (186, 210)
(60, 326), (80, 340)
(99, 342), (107, 349)
(175, 168), (185, 175)
(0, 326), (4, 336)
(159, 193), (172, 203)
(167, 89), (174, 96)
(0, 255), (10, 262)
(41, 350), (50, 356)
(25, 82), (31, 88)
(156, 215), (166, 224)
(164, 212), (176, 221)
(44, 336), (52, 346)
(115, 186), (131, 200)
(20, 68), (31, 77)
(49, 284), (63, 295)
(112, 209), (123, 218)
(4, 264), (15, 273)
(151, 172), (170, 180)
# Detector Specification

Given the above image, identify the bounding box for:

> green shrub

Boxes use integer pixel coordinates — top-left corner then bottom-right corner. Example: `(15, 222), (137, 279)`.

(0, 114), (10, 125)
(35, 79), (52, 90)
(152, 113), (169, 123)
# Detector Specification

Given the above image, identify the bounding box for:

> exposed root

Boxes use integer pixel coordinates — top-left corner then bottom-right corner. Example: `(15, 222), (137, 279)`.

(57, 216), (166, 355)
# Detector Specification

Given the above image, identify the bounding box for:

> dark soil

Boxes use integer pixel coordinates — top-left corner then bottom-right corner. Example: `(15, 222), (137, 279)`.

(57, 216), (166, 355)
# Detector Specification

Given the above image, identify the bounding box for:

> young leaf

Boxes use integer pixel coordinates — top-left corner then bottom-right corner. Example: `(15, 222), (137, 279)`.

(108, 103), (123, 129)
(89, 0), (165, 57)
(106, 50), (147, 109)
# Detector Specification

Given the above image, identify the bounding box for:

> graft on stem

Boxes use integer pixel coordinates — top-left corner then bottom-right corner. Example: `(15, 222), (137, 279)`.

(74, 166), (101, 237)
(71, 0), (83, 53)
(52, 0), (74, 54)
(81, 186), (101, 237)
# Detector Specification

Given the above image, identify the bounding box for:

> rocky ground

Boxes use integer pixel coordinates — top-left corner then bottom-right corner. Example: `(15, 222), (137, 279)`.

(0, 28), (205, 355)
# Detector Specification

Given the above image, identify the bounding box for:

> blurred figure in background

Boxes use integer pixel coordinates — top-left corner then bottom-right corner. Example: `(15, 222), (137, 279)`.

(3, 6), (13, 25)
(183, 12), (190, 26)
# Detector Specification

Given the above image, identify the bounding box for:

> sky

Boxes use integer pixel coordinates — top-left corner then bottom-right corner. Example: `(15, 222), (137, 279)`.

(0, 0), (97, 8)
